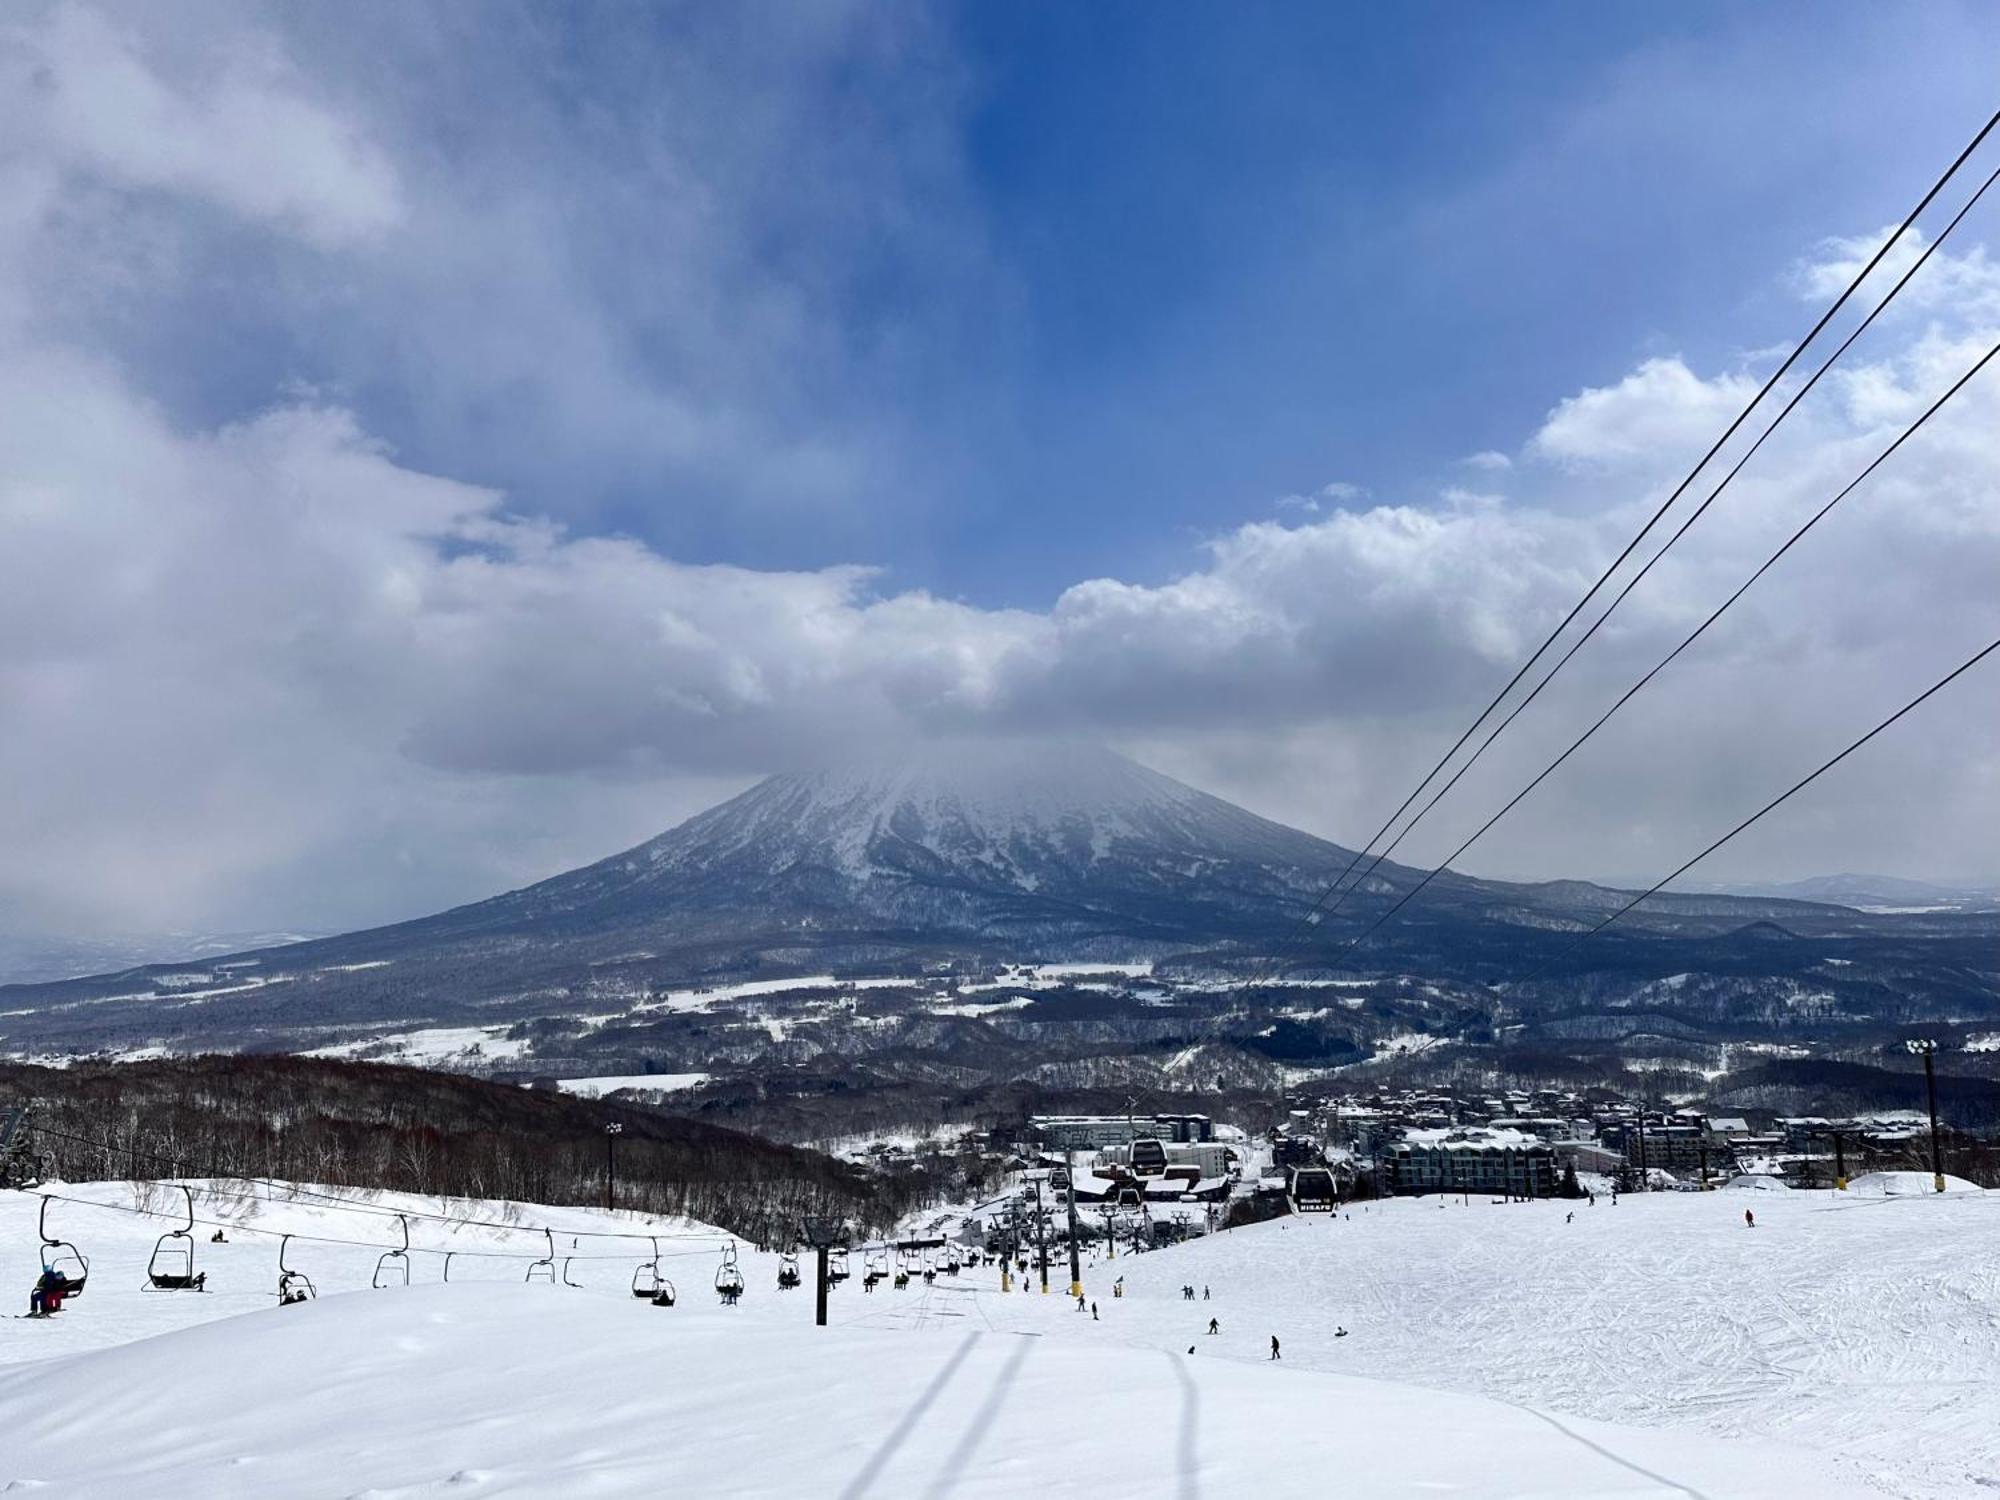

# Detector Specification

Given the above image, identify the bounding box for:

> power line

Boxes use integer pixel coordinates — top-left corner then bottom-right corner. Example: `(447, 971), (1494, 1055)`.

(1333, 330), (2000, 957)
(1321, 157), (2000, 928)
(1523, 632), (2000, 977)
(1245, 106), (2000, 979)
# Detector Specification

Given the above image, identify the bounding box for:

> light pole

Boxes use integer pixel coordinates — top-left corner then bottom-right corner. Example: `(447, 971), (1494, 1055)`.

(604, 1123), (623, 1211)
(1906, 1039), (1946, 1192)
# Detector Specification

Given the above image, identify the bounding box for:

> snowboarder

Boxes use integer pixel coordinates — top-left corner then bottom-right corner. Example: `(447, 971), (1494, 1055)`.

(1565, 1212), (1574, 1224)
(1334, 1326), (1348, 1338)
(1744, 1208), (1756, 1229)
(1091, 1302), (1098, 1321)
(210, 1230), (227, 1243)
(1207, 1317), (1219, 1335)
(1269, 1335), (1281, 1360)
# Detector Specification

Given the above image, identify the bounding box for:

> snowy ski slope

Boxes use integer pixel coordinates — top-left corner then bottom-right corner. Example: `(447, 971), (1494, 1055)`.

(2, 1181), (1993, 1496)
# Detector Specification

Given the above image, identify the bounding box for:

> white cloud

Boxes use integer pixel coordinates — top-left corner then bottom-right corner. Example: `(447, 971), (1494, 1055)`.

(1462, 449), (1513, 472)
(1530, 356), (1761, 470)
(0, 3), (401, 249)
(2, 7), (1997, 935)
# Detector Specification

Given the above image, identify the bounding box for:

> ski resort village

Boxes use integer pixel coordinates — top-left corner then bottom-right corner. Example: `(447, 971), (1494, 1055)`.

(7, 5), (2000, 1498)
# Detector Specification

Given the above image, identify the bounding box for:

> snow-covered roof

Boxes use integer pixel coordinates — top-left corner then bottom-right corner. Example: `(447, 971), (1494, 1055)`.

(1396, 1126), (1546, 1151)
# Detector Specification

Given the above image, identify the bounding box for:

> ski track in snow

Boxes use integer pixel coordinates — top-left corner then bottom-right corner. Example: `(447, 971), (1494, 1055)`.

(1, 1184), (1993, 1496)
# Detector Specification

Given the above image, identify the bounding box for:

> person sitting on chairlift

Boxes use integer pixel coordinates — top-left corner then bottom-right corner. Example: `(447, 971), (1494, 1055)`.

(29, 1267), (69, 1316)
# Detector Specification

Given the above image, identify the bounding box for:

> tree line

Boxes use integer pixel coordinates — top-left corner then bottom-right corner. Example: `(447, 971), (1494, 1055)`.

(1, 1055), (969, 1242)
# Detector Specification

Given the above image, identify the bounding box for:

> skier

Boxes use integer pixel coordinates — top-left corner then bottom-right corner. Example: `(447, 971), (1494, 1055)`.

(1091, 1301), (1099, 1321)
(27, 1267), (68, 1317)
(1744, 1208), (1756, 1229)
(1207, 1317), (1219, 1335)
(1269, 1335), (1281, 1361)
(1202, 1285), (1210, 1300)
(1076, 1293), (1086, 1311)
(1565, 1212), (1574, 1224)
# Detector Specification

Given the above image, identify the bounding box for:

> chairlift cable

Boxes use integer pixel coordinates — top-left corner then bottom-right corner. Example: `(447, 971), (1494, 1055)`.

(27, 1188), (711, 1261)
(1239, 106), (2000, 985)
(1330, 331), (2000, 959)
(1518, 633), (2000, 979)
(1318, 159), (2000, 938)
(27, 1121), (725, 1243)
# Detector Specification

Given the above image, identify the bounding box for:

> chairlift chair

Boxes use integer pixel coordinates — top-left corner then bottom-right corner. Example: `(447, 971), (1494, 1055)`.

(144, 1185), (205, 1291)
(276, 1233), (316, 1304)
(777, 1250), (801, 1290)
(372, 1214), (411, 1289)
(827, 1246), (851, 1283)
(38, 1196), (89, 1300)
(632, 1237), (663, 1299)
(715, 1242), (744, 1304)
(525, 1228), (557, 1284)
(561, 1257), (583, 1289)
(650, 1275), (678, 1308)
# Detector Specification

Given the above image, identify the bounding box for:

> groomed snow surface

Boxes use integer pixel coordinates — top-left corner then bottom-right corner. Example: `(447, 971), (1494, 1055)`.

(5, 1182), (1996, 1497)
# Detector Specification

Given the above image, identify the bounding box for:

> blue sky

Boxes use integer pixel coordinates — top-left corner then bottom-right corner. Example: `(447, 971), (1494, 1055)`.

(74, 2), (2000, 601)
(3, 1), (1998, 934)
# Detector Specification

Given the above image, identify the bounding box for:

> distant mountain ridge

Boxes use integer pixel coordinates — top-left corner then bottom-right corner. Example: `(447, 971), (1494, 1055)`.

(0, 743), (1977, 1059)
(1673, 873), (2000, 913)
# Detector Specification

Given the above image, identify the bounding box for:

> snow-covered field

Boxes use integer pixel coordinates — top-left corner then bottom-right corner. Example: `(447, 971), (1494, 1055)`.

(3, 1181), (1994, 1496)
(555, 1071), (712, 1097)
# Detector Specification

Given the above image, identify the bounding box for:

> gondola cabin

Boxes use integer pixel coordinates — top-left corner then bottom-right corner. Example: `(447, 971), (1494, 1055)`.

(1287, 1166), (1337, 1213)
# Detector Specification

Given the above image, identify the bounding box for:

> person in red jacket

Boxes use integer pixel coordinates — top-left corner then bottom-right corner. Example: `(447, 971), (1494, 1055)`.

(28, 1268), (68, 1316)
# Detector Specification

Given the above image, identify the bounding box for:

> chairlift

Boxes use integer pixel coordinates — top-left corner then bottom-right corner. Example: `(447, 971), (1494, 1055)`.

(444, 1252), (458, 1283)
(632, 1237), (663, 1299)
(525, 1228), (557, 1284)
(650, 1274), (678, 1308)
(372, 1214), (410, 1289)
(276, 1233), (316, 1305)
(144, 1185), (205, 1292)
(715, 1242), (744, 1304)
(777, 1249), (801, 1290)
(38, 1196), (88, 1299)
(827, 1246), (851, 1283)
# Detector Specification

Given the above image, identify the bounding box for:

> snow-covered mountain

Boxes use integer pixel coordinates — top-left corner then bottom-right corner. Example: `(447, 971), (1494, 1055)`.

(0, 741), (1969, 1060)
(462, 741), (1371, 944)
